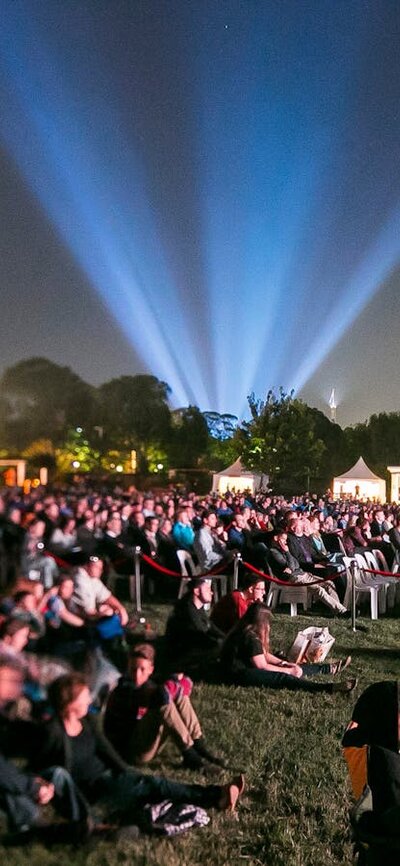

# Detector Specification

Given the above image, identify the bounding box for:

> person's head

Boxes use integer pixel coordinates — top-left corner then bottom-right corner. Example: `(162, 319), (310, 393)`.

(159, 517), (172, 536)
(107, 513), (123, 534)
(13, 590), (37, 612)
(273, 530), (288, 550)
(242, 574), (265, 602)
(144, 516), (159, 534)
(0, 619), (30, 652)
(132, 511), (145, 529)
(27, 519), (46, 540)
(49, 672), (91, 720)
(176, 509), (190, 526)
(342, 680), (399, 753)
(7, 507), (21, 525)
(201, 510), (217, 529)
(57, 575), (75, 600)
(45, 502), (59, 522)
(292, 518), (304, 537)
(188, 577), (213, 606)
(85, 556), (104, 580)
(374, 509), (385, 523)
(0, 659), (24, 708)
(233, 514), (245, 530)
(128, 643), (155, 687)
(59, 515), (76, 534)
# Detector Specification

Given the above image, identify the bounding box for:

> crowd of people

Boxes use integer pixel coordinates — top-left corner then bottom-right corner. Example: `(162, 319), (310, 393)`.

(0, 481), (399, 850)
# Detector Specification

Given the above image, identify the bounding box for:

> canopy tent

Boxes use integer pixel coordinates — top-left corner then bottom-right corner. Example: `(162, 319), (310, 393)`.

(212, 457), (267, 495)
(333, 456), (386, 502)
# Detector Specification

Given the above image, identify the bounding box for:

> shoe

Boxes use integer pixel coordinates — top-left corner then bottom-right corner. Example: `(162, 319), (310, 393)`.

(182, 745), (205, 770)
(329, 656), (352, 676)
(193, 737), (227, 768)
(218, 774), (245, 812)
(332, 677), (358, 694)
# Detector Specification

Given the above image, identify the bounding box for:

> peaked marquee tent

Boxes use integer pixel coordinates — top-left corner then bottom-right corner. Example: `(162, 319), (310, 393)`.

(212, 457), (267, 495)
(333, 456), (386, 501)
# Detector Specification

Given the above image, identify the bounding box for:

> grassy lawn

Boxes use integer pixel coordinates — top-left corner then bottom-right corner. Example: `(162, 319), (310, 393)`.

(1, 601), (399, 866)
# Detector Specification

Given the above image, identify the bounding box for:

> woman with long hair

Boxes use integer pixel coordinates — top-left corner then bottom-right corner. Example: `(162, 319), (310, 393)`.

(31, 673), (244, 825)
(220, 603), (356, 694)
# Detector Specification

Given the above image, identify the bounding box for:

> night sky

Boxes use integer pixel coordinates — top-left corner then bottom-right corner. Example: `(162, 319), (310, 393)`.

(1, 0), (399, 427)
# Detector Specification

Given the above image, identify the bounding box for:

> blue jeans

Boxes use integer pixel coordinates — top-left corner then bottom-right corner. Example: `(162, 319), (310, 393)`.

(0, 766), (88, 832)
(93, 770), (221, 819)
(231, 668), (333, 693)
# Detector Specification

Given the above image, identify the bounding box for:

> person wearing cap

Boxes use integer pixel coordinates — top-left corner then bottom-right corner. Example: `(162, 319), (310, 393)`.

(70, 556), (128, 627)
(165, 578), (225, 670)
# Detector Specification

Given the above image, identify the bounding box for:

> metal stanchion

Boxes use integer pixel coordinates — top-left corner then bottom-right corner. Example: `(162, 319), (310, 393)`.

(350, 560), (357, 632)
(233, 552), (242, 590)
(134, 546), (142, 612)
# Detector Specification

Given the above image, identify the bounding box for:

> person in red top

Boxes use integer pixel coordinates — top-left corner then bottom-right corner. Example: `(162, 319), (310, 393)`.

(210, 574), (266, 634)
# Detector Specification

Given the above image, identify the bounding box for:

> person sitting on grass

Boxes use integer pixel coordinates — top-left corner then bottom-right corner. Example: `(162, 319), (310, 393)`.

(210, 574), (266, 633)
(104, 643), (225, 770)
(165, 578), (225, 670)
(220, 603), (356, 694)
(0, 658), (90, 843)
(30, 672), (245, 829)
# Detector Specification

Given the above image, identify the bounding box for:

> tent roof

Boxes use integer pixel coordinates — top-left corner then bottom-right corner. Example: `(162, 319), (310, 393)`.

(214, 457), (259, 479)
(334, 456), (384, 482)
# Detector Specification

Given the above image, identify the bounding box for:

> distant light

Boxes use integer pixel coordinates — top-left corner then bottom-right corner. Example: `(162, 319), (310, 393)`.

(110, 463), (115, 469)
(76, 427), (83, 433)
(116, 464), (123, 473)
(157, 463), (164, 470)
(72, 460), (80, 469)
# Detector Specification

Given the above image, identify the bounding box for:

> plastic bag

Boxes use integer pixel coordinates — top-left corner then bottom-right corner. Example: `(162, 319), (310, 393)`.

(287, 626), (335, 664)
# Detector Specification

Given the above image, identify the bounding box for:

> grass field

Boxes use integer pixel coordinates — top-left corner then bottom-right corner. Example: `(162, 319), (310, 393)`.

(1, 601), (399, 866)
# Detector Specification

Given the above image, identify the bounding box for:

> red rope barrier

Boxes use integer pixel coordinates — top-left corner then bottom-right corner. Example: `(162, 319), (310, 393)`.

(140, 552), (231, 580)
(358, 566), (400, 579)
(241, 559), (346, 587)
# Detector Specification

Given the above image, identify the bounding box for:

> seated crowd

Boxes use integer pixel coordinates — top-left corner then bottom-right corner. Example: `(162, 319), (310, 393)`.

(0, 483), (398, 845)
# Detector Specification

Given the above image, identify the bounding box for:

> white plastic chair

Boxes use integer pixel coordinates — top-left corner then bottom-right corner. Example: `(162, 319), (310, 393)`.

(266, 564), (309, 616)
(176, 549), (200, 598)
(343, 554), (386, 619)
(266, 584), (309, 617)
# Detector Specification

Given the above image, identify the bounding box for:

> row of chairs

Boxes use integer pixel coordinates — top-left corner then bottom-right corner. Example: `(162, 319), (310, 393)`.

(265, 549), (400, 620)
(106, 543), (400, 620)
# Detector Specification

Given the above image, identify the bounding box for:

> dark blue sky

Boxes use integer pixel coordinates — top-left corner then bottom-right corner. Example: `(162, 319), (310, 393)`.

(1, 0), (399, 426)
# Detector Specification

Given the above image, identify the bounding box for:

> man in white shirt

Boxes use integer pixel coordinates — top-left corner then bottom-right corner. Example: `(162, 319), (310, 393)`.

(71, 556), (128, 626)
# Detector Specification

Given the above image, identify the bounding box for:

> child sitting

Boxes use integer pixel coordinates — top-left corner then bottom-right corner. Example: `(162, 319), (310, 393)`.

(104, 643), (225, 770)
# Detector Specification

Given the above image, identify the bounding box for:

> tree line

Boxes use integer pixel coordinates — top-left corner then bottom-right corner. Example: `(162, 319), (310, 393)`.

(0, 357), (399, 492)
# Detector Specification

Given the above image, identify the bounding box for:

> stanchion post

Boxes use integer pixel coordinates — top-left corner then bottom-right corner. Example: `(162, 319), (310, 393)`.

(134, 546), (142, 613)
(350, 560), (357, 632)
(233, 552), (241, 590)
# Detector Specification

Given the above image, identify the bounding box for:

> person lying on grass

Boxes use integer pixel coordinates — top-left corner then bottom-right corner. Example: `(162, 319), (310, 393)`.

(30, 672), (244, 830)
(220, 603), (356, 694)
(104, 643), (225, 770)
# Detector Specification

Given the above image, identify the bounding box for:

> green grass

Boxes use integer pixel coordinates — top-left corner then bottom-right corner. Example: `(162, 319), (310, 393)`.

(2, 602), (400, 866)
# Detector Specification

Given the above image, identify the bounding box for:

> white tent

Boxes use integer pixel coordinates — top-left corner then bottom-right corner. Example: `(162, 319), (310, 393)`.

(212, 457), (267, 495)
(333, 456), (386, 502)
